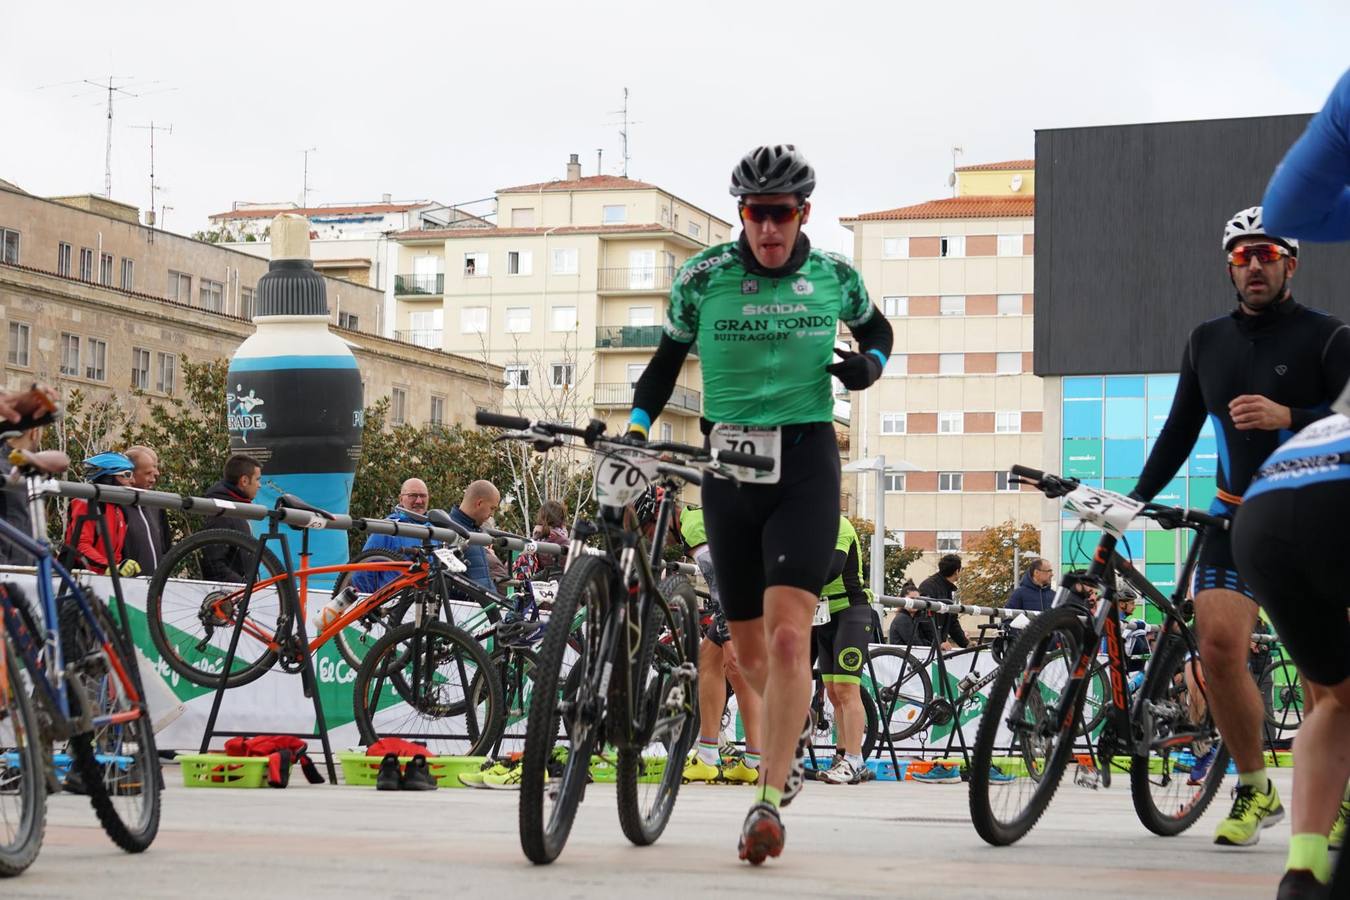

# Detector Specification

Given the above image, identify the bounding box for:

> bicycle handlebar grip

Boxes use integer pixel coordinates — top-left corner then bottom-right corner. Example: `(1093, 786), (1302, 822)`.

(475, 410), (531, 430)
(715, 449), (775, 471)
(1009, 464), (1045, 482)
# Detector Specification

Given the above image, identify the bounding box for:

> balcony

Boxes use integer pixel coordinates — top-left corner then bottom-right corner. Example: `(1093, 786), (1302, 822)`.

(394, 329), (443, 349)
(593, 382), (701, 415)
(597, 266), (675, 293)
(395, 273), (444, 295)
(594, 325), (698, 356)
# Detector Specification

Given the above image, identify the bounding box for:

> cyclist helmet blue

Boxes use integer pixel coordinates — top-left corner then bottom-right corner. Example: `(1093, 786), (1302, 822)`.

(83, 451), (132, 482)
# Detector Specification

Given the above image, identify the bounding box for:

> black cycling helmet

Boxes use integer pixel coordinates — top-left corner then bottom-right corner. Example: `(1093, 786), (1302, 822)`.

(730, 144), (816, 199)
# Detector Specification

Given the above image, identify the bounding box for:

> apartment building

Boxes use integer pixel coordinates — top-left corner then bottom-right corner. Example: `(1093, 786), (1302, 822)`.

(841, 161), (1041, 574)
(391, 154), (733, 443)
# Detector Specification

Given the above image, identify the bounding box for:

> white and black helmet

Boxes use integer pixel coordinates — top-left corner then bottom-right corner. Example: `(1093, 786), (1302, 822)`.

(730, 144), (816, 198)
(1222, 206), (1299, 256)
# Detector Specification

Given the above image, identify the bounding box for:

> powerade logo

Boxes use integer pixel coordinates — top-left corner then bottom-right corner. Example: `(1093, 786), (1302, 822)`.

(227, 384), (268, 442)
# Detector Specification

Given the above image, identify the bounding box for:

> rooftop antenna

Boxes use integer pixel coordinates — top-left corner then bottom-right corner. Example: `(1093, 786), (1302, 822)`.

(596, 148), (603, 176)
(301, 147), (318, 209)
(129, 121), (172, 227)
(608, 88), (642, 178)
(949, 145), (964, 197)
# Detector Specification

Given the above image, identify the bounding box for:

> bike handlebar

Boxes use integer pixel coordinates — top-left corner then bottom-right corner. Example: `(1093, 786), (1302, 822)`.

(1010, 464), (1230, 532)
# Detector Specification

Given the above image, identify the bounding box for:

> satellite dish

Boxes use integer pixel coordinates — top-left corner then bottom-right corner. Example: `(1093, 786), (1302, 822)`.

(1010, 174), (1024, 192)
(946, 172), (956, 187)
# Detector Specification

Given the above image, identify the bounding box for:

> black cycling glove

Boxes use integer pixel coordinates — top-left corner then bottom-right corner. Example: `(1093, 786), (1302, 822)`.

(825, 347), (884, 391)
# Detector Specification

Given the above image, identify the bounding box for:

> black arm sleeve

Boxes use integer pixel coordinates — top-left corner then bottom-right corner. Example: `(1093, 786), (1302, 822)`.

(1292, 323), (1350, 429)
(945, 615), (969, 648)
(630, 334), (693, 423)
(1134, 339), (1207, 501)
(823, 548), (848, 583)
(848, 304), (894, 359)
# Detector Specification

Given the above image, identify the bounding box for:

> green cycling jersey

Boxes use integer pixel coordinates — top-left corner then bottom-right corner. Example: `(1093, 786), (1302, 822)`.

(665, 241), (874, 426)
(820, 515), (870, 614)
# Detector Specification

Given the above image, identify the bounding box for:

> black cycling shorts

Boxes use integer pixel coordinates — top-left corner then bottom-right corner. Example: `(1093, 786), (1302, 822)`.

(1232, 480), (1350, 686)
(1192, 512), (1253, 600)
(702, 422), (841, 622)
(814, 604), (874, 684)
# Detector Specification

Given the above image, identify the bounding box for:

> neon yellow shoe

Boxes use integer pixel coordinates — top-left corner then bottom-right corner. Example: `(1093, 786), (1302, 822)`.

(682, 755), (720, 783)
(1213, 781), (1285, 846)
(720, 761), (760, 785)
(1330, 798), (1350, 850)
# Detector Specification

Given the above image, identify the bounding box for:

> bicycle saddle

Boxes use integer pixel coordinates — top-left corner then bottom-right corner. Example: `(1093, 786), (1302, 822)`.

(426, 508), (454, 528)
(277, 493), (335, 519)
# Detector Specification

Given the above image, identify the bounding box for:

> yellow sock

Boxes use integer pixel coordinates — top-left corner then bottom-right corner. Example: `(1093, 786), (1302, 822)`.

(1287, 833), (1330, 884)
(755, 785), (782, 808)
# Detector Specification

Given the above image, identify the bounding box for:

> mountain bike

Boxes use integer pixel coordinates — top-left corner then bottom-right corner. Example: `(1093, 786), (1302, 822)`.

(477, 411), (770, 865)
(968, 466), (1230, 845)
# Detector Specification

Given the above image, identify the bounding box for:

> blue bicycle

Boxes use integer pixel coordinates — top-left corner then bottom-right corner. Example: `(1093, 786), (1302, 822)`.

(1, 447), (161, 876)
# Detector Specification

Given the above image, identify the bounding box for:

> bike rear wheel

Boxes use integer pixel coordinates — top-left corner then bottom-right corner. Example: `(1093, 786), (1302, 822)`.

(146, 528), (294, 688)
(519, 554), (607, 865)
(865, 646), (932, 742)
(333, 550), (414, 670)
(969, 605), (1089, 846)
(0, 638), (43, 877)
(1261, 658), (1304, 733)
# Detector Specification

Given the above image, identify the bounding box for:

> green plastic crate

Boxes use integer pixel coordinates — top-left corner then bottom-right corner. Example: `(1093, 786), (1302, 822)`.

(339, 752), (488, 788)
(179, 753), (269, 788)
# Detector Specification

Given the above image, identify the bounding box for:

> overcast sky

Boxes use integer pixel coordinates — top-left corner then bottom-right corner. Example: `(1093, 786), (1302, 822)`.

(4, 1), (1349, 254)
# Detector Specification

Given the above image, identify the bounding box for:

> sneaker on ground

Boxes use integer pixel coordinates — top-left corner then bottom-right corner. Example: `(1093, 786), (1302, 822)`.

(683, 754), (721, 784)
(781, 714), (813, 807)
(483, 763), (524, 790)
(738, 802), (786, 865)
(986, 765), (1014, 785)
(401, 754), (439, 791)
(375, 753), (401, 791)
(1329, 798), (1350, 851)
(1276, 869), (1330, 900)
(1214, 781), (1285, 846)
(720, 760), (760, 785)
(913, 763), (962, 784)
(818, 757), (862, 785)
(467, 759), (518, 790)
(1186, 745), (1220, 786)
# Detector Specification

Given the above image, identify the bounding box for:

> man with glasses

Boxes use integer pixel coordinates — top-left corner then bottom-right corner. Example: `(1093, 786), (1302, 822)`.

(1005, 558), (1055, 613)
(627, 144), (893, 864)
(352, 477), (433, 594)
(1130, 206), (1350, 849)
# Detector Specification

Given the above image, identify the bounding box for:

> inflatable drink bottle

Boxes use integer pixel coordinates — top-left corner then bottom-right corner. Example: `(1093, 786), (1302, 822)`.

(227, 214), (363, 582)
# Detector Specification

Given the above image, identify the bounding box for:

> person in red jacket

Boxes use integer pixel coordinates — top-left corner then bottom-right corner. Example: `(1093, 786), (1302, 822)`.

(64, 451), (133, 574)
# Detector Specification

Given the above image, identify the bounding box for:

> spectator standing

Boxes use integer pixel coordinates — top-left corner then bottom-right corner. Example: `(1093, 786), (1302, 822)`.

(199, 454), (263, 582)
(122, 445), (171, 575)
(918, 554), (968, 650)
(1006, 559), (1055, 613)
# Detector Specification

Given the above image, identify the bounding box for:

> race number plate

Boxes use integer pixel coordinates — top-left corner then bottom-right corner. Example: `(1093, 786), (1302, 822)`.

(812, 600), (831, 626)
(593, 449), (657, 508)
(1062, 485), (1144, 539)
(433, 546), (468, 573)
(709, 424), (781, 485)
(530, 580), (559, 605)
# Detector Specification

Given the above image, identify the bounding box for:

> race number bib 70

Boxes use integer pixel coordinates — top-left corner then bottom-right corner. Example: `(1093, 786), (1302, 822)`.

(709, 424), (781, 485)
(593, 449), (657, 508)
(1062, 485), (1144, 539)
(812, 600), (831, 626)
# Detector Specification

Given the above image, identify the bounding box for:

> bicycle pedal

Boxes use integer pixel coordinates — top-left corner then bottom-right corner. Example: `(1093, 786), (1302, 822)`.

(1073, 764), (1100, 790)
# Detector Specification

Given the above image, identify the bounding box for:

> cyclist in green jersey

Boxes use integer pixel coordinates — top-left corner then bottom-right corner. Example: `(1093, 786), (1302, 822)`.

(628, 144), (893, 864)
(813, 515), (874, 785)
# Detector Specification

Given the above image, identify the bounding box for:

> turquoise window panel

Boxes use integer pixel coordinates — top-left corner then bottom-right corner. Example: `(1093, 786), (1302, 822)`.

(1200, 416), (1215, 438)
(1145, 531), (1175, 564)
(1146, 374), (1179, 397)
(1104, 439), (1146, 478)
(1104, 477), (1135, 496)
(1063, 439), (1102, 479)
(1146, 563), (1179, 598)
(1064, 400), (1104, 438)
(1189, 437), (1218, 477)
(1061, 526), (1101, 567)
(1064, 376), (1104, 400)
(1147, 394), (1173, 437)
(1153, 477), (1185, 507)
(1105, 375), (1146, 398)
(1118, 529), (1145, 561)
(1105, 398), (1147, 438)
(1189, 477), (1217, 511)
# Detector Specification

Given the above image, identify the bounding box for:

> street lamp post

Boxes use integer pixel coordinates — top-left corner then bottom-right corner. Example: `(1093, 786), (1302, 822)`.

(842, 455), (918, 600)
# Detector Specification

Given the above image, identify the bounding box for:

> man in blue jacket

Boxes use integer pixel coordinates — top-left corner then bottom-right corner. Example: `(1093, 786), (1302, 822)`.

(1005, 559), (1054, 612)
(352, 478), (431, 594)
(450, 480), (500, 591)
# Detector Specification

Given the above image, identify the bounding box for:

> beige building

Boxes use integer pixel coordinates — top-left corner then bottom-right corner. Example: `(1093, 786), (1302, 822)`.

(841, 160), (1042, 577)
(0, 179), (500, 429)
(391, 155), (733, 443)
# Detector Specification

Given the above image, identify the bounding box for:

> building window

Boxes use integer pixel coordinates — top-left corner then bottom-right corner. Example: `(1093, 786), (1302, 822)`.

(551, 306), (577, 331)
(167, 270), (191, 302)
(0, 228), (18, 264)
(937, 531), (962, 553)
(884, 354), (907, 377)
(505, 307), (532, 333)
(429, 394), (445, 426)
(57, 242), (72, 276)
(99, 252), (114, 285)
(884, 473), (906, 493)
(79, 248), (94, 281)
(120, 258), (134, 290)
(882, 296), (908, 317)
(200, 279), (224, 312)
(510, 207), (535, 227)
(688, 221), (701, 239)
(628, 305), (655, 326)
(550, 362), (575, 388)
(602, 205), (626, 225)
(505, 365), (529, 390)
(940, 236), (965, 258)
(463, 252), (487, 276)
(59, 333), (80, 376)
(880, 412), (906, 435)
(241, 287), (255, 318)
(506, 250), (532, 276)
(938, 411), (963, 434)
(660, 422), (673, 442)
(391, 387), (407, 425)
(939, 353), (963, 375)
(551, 248), (578, 275)
(995, 411), (1022, 433)
(882, 237), (909, 259)
(938, 472), (963, 492)
(997, 351), (1022, 374)
(131, 348), (150, 390)
(155, 352), (176, 394)
(85, 338), (107, 381)
(461, 306), (488, 334)
(996, 471), (1020, 492)
(997, 234), (1022, 257)
(939, 295), (966, 316)
(997, 293), (1022, 316)
(338, 311), (359, 330)
(7, 322), (30, 367)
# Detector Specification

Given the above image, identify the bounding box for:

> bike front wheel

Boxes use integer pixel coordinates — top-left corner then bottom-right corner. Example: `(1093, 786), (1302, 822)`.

(0, 637), (44, 877)
(1261, 658), (1304, 733)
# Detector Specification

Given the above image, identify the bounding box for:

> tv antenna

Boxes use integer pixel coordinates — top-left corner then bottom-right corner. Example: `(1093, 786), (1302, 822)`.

(949, 145), (964, 196)
(301, 147), (318, 209)
(608, 88), (642, 178)
(129, 121), (172, 227)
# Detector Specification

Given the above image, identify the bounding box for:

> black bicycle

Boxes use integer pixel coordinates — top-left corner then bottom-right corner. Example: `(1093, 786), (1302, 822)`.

(477, 411), (770, 865)
(968, 465), (1230, 845)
